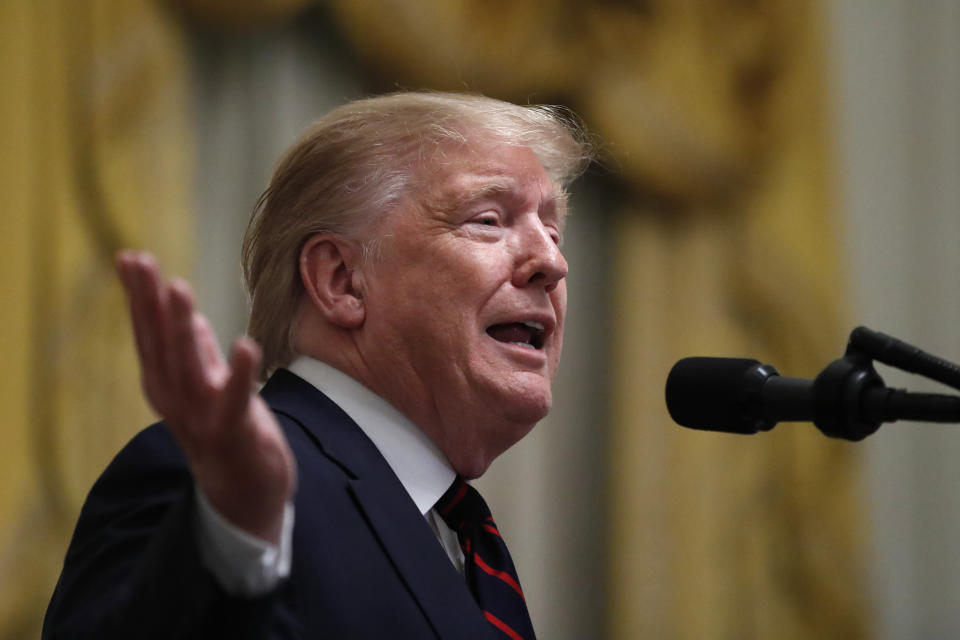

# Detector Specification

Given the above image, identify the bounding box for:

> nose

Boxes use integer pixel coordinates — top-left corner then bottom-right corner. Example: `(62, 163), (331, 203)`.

(512, 220), (568, 293)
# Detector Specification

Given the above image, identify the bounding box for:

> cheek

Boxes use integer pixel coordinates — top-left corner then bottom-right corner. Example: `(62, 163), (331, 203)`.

(552, 284), (568, 329)
(550, 287), (567, 363)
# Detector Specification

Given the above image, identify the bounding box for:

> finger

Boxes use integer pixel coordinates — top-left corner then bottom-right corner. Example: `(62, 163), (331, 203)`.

(166, 279), (214, 405)
(116, 251), (151, 364)
(114, 249), (135, 287)
(118, 252), (172, 400)
(217, 336), (261, 431)
(194, 313), (228, 386)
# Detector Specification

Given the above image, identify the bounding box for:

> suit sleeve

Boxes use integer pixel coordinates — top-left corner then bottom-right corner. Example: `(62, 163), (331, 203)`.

(41, 424), (296, 640)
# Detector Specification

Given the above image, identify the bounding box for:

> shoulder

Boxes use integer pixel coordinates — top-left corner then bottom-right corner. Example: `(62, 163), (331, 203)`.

(67, 423), (191, 549)
(88, 423), (189, 501)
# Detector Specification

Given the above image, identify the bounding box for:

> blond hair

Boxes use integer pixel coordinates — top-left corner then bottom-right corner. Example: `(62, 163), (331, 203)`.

(241, 91), (593, 379)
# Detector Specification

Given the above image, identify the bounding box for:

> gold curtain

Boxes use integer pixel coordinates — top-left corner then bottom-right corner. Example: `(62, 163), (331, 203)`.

(1, 0), (869, 637)
(0, 1), (191, 637)
(326, 0), (869, 638)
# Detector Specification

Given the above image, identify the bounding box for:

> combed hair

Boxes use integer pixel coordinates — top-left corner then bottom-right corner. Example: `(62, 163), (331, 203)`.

(241, 91), (594, 379)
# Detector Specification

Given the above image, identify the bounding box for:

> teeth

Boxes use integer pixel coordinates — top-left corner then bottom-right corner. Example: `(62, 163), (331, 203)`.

(521, 321), (544, 332)
(511, 341), (536, 349)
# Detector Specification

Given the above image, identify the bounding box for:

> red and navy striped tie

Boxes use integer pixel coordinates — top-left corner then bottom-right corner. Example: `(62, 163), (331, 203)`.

(436, 477), (536, 640)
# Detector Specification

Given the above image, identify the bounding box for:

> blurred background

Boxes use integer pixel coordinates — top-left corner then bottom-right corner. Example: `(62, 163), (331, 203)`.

(1, 1), (958, 638)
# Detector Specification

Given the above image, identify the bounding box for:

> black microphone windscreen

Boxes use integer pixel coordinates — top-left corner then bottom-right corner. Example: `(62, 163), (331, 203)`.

(665, 357), (761, 433)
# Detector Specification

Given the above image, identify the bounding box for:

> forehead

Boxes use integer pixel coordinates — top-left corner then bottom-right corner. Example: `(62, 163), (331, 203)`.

(418, 143), (567, 225)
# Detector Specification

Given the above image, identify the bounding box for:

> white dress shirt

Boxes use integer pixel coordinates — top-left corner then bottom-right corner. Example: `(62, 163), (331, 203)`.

(195, 356), (464, 596)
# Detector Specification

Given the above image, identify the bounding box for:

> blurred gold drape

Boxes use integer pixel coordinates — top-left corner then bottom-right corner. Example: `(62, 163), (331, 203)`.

(0, 1), (190, 637)
(1, 0), (868, 637)
(602, 4), (869, 638)
(327, 0), (868, 638)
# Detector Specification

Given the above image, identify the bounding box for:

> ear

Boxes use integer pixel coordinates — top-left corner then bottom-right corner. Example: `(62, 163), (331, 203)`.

(299, 234), (366, 328)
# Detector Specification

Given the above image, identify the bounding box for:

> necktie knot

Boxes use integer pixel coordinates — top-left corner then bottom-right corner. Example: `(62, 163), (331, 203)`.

(434, 477), (536, 640)
(435, 477), (490, 531)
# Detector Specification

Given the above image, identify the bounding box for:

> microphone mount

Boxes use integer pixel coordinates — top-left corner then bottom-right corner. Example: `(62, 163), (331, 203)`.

(781, 326), (960, 441)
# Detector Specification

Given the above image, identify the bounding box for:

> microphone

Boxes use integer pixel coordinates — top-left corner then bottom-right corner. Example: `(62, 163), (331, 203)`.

(665, 356), (960, 441)
(665, 358), (812, 435)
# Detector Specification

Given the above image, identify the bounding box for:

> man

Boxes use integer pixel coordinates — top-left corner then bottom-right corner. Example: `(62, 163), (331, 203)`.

(43, 92), (591, 639)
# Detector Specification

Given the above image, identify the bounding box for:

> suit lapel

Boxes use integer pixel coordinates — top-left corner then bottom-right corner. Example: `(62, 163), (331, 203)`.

(261, 370), (495, 640)
(349, 477), (495, 640)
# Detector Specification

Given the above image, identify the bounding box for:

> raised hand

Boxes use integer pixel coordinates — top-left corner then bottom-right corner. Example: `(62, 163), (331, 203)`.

(115, 251), (296, 544)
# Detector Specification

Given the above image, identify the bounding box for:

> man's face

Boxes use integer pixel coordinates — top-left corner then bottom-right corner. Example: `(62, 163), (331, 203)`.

(356, 141), (568, 478)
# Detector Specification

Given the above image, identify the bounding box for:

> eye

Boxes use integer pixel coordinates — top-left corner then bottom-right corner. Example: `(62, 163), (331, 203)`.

(547, 226), (562, 245)
(472, 212), (500, 227)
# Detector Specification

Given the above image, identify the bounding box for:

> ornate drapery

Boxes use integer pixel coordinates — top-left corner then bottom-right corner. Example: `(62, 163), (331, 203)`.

(0, 2), (190, 637)
(1, 0), (868, 637)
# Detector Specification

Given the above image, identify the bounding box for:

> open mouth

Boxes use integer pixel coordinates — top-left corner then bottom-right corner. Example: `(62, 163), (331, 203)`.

(486, 321), (546, 350)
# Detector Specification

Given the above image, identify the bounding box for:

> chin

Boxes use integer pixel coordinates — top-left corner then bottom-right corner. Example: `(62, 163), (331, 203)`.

(503, 397), (551, 427)
(500, 376), (554, 423)
(495, 388), (552, 444)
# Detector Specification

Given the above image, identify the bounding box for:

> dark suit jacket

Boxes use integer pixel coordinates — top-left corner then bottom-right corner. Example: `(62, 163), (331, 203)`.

(43, 369), (498, 639)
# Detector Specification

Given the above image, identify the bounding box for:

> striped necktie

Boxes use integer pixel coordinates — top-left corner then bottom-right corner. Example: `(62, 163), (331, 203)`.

(435, 477), (536, 640)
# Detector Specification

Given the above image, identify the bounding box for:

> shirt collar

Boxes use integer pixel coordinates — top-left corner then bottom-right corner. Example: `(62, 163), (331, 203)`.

(287, 356), (455, 515)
